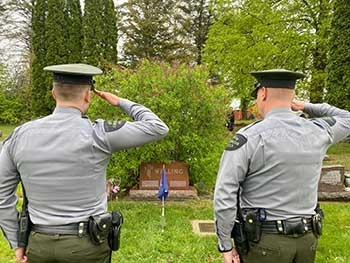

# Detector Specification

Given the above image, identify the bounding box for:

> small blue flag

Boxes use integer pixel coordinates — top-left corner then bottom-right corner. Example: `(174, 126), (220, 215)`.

(158, 167), (169, 200)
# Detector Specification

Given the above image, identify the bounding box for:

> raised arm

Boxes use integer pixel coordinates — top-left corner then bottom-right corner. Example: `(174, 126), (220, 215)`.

(292, 101), (350, 144)
(92, 90), (169, 153)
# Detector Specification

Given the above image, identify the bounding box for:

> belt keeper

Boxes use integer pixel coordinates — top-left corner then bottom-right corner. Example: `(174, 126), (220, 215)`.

(276, 220), (284, 233)
(302, 218), (308, 232)
(78, 222), (85, 237)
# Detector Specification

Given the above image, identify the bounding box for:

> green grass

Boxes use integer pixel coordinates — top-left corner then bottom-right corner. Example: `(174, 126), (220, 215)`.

(0, 124), (16, 141)
(0, 201), (349, 263)
(324, 143), (350, 172)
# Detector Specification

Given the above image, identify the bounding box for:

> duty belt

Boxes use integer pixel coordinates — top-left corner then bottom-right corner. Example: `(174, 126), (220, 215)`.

(261, 217), (313, 235)
(32, 222), (89, 237)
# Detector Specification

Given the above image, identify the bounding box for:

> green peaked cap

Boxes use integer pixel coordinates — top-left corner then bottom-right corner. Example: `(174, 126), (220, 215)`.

(250, 69), (306, 97)
(44, 63), (103, 85)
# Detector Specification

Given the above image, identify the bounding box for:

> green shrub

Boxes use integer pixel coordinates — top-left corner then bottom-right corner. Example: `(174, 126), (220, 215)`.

(88, 61), (229, 192)
(0, 92), (30, 124)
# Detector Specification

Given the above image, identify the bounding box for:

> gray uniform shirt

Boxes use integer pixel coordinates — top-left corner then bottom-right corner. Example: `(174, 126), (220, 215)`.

(214, 103), (350, 252)
(0, 99), (169, 249)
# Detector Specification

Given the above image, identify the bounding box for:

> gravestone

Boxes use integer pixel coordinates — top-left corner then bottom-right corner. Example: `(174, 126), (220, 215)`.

(139, 162), (189, 190)
(318, 165), (345, 192)
(129, 161), (198, 200)
(318, 165), (350, 201)
(191, 220), (215, 236)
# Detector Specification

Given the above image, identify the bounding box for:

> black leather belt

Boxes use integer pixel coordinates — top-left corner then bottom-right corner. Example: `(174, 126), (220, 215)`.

(261, 218), (313, 235)
(32, 222), (89, 237)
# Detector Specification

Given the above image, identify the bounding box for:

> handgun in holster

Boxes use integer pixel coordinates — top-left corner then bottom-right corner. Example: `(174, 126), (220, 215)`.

(88, 210), (124, 251)
(312, 203), (324, 238)
(231, 218), (249, 255)
(231, 188), (249, 255)
(18, 184), (31, 248)
(108, 210), (123, 251)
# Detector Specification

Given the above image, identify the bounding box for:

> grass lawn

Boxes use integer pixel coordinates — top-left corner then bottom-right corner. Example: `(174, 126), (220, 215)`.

(0, 125), (349, 262)
(0, 201), (349, 263)
(324, 142), (350, 172)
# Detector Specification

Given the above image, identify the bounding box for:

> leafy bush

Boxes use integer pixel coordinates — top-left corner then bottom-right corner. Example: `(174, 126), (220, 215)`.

(88, 60), (229, 192)
(0, 65), (31, 124)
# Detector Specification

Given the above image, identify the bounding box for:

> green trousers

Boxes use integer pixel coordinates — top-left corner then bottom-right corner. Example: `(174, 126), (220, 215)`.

(27, 231), (111, 263)
(240, 233), (318, 263)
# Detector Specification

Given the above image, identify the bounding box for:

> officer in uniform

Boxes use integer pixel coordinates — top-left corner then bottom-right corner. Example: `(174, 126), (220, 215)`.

(214, 69), (350, 263)
(0, 63), (169, 263)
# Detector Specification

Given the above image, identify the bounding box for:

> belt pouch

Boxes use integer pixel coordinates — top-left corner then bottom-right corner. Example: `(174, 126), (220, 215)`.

(284, 219), (307, 235)
(244, 212), (261, 243)
(108, 211), (124, 251)
(89, 213), (112, 245)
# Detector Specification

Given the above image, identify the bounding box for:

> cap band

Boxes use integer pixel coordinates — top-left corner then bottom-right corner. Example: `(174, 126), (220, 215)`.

(53, 73), (93, 85)
(259, 79), (296, 89)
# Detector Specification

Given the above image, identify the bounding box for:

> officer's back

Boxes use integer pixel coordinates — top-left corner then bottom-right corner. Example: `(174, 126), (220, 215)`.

(0, 63), (169, 263)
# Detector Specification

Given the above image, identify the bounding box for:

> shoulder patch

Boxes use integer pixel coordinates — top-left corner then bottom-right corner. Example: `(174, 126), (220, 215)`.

(104, 120), (126, 132)
(321, 117), (336, 127)
(225, 134), (247, 151)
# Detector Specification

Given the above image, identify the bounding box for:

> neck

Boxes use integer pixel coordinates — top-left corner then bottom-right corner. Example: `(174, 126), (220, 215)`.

(263, 101), (291, 117)
(56, 101), (84, 113)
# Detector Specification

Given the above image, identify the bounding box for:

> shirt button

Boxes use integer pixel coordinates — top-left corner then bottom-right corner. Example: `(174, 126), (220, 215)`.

(262, 251), (267, 256)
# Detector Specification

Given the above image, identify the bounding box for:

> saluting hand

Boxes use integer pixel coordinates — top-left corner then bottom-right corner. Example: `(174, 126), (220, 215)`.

(93, 89), (120, 106)
(291, 100), (305, 112)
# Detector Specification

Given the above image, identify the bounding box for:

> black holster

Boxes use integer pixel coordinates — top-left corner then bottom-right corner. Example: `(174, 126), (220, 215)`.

(231, 220), (249, 255)
(18, 183), (31, 248)
(108, 211), (123, 251)
(88, 211), (124, 251)
(312, 204), (324, 238)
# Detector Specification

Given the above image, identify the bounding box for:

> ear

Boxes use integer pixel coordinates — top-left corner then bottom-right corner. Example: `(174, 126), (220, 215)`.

(261, 87), (268, 101)
(84, 89), (91, 103)
(52, 89), (57, 100)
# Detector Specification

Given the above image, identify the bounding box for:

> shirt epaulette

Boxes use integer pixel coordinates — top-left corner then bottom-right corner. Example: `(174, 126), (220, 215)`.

(239, 120), (262, 133)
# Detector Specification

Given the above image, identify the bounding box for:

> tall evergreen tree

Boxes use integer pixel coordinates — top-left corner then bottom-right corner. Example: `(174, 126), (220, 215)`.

(31, 0), (48, 116)
(45, 0), (66, 65)
(44, 0), (67, 111)
(102, 0), (118, 64)
(82, 0), (104, 66)
(120, 0), (185, 65)
(66, 0), (83, 63)
(326, 0), (350, 110)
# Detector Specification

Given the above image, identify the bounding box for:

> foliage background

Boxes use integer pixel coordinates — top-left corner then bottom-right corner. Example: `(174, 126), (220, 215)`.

(88, 60), (229, 191)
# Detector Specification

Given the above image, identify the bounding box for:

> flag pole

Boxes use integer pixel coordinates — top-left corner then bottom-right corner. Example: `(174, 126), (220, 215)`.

(161, 164), (165, 233)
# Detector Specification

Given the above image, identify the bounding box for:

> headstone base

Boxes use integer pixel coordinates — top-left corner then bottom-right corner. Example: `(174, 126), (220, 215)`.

(318, 191), (350, 201)
(128, 187), (198, 201)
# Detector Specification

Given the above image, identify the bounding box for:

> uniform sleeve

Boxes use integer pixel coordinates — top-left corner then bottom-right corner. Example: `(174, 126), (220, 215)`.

(93, 98), (169, 153)
(304, 103), (350, 144)
(0, 141), (20, 249)
(214, 134), (249, 252)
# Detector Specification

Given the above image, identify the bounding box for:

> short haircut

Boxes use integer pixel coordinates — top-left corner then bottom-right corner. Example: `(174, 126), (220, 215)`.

(266, 87), (295, 101)
(53, 82), (90, 102)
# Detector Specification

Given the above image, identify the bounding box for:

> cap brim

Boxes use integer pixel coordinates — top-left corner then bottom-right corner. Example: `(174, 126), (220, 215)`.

(44, 64), (103, 76)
